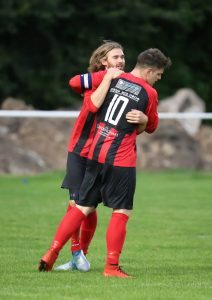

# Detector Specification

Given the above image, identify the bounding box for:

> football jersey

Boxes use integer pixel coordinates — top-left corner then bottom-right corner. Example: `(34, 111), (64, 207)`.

(68, 71), (158, 164)
(68, 71), (107, 157)
(85, 72), (159, 167)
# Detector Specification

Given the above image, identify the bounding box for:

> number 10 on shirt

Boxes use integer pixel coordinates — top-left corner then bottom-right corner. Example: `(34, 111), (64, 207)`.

(104, 94), (129, 126)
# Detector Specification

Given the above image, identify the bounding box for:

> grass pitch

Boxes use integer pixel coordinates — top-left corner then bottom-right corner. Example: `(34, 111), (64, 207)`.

(0, 170), (211, 300)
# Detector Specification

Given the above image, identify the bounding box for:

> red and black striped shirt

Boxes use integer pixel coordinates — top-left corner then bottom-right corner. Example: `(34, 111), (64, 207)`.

(87, 72), (158, 167)
(69, 71), (158, 166)
(67, 71), (106, 157)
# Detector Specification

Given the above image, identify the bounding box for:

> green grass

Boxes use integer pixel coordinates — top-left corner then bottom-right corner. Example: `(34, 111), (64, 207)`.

(0, 170), (212, 300)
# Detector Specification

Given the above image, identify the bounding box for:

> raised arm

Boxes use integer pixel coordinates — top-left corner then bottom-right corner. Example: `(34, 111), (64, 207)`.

(69, 70), (108, 94)
(83, 68), (123, 112)
(90, 68), (123, 109)
(69, 74), (92, 94)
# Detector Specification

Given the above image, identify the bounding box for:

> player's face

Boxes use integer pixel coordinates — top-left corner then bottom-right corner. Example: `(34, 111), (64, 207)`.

(102, 48), (125, 70)
(147, 68), (164, 86)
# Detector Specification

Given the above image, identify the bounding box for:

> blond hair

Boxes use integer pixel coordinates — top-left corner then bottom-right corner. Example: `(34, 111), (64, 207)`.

(88, 40), (123, 72)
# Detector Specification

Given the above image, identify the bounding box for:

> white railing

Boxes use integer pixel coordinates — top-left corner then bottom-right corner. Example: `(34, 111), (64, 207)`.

(0, 110), (79, 118)
(159, 112), (212, 119)
(0, 110), (212, 119)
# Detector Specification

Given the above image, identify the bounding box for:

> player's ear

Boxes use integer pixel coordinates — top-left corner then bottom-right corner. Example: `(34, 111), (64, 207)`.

(146, 67), (153, 75)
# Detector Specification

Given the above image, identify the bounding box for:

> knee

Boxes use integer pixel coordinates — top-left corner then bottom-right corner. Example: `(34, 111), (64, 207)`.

(69, 200), (76, 207)
(76, 205), (95, 216)
(113, 209), (132, 217)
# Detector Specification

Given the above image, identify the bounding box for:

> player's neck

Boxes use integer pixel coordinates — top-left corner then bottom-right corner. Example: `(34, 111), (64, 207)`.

(130, 68), (147, 81)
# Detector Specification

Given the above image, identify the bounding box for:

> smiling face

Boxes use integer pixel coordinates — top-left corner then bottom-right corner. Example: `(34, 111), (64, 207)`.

(101, 48), (125, 70)
(146, 67), (164, 86)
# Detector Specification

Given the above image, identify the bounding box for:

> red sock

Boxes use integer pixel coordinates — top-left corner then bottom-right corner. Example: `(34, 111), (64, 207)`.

(50, 207), (86, 253)
(106, 213), (129, 265)
(80, 210), (98, 255)
(71, 226), (81, 252)
(66, 204), (81, 252)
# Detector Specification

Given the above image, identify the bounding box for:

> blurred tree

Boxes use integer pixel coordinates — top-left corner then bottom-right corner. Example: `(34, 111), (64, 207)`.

(0, 0), (211, 111)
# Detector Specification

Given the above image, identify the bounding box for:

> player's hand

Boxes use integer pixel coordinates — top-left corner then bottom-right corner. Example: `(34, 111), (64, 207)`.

(126, 109), (148, 124)
(105, 67), (124, 80)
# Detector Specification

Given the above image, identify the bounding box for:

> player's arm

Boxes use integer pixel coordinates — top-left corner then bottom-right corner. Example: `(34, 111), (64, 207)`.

(136, 119), (148, 134)
(84, 68), (123, 112)
(79, 89), (98, 112)
(90, 68), (123, 109)
(144, 89), (159, 133)
(69, 73), (92, 94)
(69, 70), (107, 94)
(126, 110), (148, 135)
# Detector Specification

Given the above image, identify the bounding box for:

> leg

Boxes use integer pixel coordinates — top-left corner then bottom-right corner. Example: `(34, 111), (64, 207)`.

(103, 209), (132, 278)
(55, 159), (101, 272)
(62, 152), (87, 254)
(38, 205), (94, 272)
(55, 199), (91, 272)
(100, 164), (136, 278)
(80, 210), (98, 255)
(58, 151), (92, 271)
(69, 200), (81, 253)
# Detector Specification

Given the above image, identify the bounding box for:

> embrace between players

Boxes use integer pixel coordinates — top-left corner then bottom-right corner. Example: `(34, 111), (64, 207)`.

(38, 40), (171, 278)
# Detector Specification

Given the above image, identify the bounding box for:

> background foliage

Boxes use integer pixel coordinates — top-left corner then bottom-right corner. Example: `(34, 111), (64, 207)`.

(0, 0), (211, 110)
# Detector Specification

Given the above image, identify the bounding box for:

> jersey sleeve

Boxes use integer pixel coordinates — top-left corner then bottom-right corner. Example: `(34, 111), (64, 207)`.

(144, 88), (159, 133)
(79, 70), (107, 112)
(69, 70), (107, 94)
(69, 73), (92, 94)
(83, 90), (99, 113)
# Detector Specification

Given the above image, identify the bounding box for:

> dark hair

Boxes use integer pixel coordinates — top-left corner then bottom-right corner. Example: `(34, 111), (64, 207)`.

(136, 48), (172, 69)
(88, 40), (124, 72)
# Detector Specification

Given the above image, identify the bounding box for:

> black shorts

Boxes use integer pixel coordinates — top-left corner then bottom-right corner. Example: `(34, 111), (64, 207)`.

(61, 152), (87, 201)
(77, 160), (136, 210)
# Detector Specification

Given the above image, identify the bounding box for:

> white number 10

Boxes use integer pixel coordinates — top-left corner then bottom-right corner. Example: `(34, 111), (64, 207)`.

(104, 95), (129, 125)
